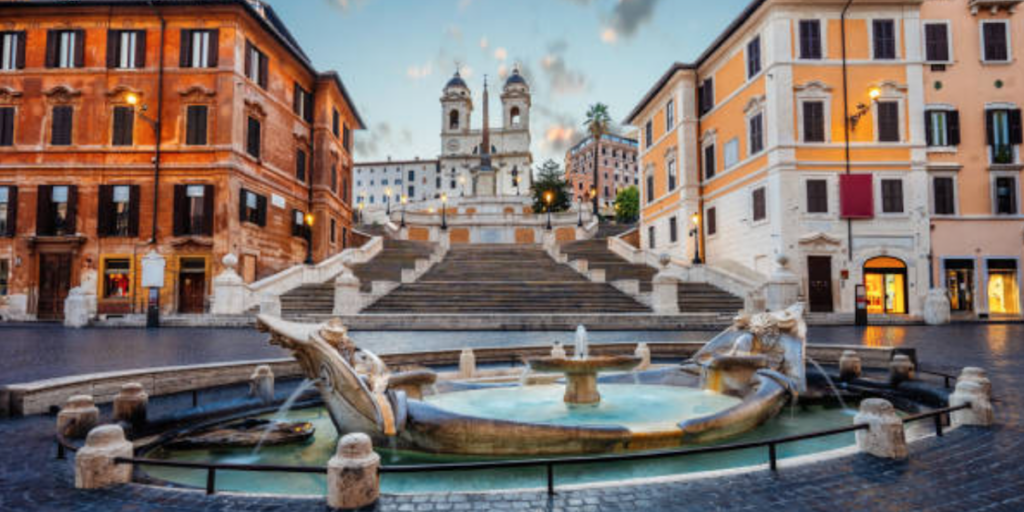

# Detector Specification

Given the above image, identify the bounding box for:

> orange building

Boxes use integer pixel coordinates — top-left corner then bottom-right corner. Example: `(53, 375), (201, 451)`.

(564, 134), (639, 211)
(0, 0), (364, 320)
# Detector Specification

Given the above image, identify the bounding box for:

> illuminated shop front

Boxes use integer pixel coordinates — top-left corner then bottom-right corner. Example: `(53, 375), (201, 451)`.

(944, 259), (975, 313)
(986, 259), (1020, 316)
(864, 257), (907, 315)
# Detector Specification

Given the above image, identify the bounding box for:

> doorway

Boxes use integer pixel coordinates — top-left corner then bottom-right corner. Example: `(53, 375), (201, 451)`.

(864, 257), (908, 315)
(986, 259), (1020, 316)
(178, 258), (206, 314)
(38, 253), (72, 320)
(807, 256), (834, 313)
(944, 259), (974, 312)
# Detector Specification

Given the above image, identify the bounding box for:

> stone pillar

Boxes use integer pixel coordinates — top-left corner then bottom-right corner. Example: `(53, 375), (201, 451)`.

(635, 343), (651, 371)
(889, 355), (915, 385)
(764, 255), (801, 312)
(327, 433), (380, 511)
(949, 380), (994, 427)
(75, 425), (134, 489)
(922, 288), (952, 326)
(57, 395), (100, 440)
(211, 254), (248, 315)
(63, 288), (92, 328)
(854, 398), (908, 459)
(249, 365), (275, 405)
(839, 350), (862, 382)
(652, 272), (679, 315)
(333, 268), (363, 316)
(113, 383), (148, 429)
(959, 367), (991, 396)
(458, 348), (476, 379)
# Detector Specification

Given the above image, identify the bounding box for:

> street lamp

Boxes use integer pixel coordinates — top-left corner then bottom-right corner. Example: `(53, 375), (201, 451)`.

(577, 193), (584, 227)
(440, 193), (448, 230)
(400, 195), (408, 228)
(689, 212), (703, 265)
(385, 187), (392, 215)
(459, 176), (466, 197)
(304, 213), (315, 265)
(357, 202), (365, 225)
(544, 190), (554, 230)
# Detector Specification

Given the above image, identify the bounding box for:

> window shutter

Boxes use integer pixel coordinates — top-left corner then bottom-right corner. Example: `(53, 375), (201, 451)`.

(37, 185), (51, 236)
(135, 30), (147, 68)
(106, 30), (119, 68)
(0, 108), (13, 146)
(73, 30), (85, 68)
(259, 54), (269, 89)
(244, 41), (253, 78)
(66, 185), (78, 233)
(948, 110), (960, 146)
(45, 30), (58, 68)
(985, 110), (995, 146)
(1009, 109), (1023, 145)
(293, 84), (301, 115)
(128, 185), (140, 237)
(207, 30), (219, 67)
(5, 187), (16, 237)
(304, 91), (313, 123)
(179, 29), (192, 67)
(202, 185), (215, 236)
(15, 32), (26, 69)
(172, 184), (186, 236)
(239, 189), (248, 223)
(924, 112), (934, 146)
(256, 194), (268, 227)
(97, 185), (112, 236)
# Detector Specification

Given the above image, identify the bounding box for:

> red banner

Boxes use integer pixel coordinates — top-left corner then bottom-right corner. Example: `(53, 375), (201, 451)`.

(840, 174), (874, 219)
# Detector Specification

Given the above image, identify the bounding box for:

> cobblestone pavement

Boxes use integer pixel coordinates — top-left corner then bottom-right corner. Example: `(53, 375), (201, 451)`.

(0, 324), (1022, 511)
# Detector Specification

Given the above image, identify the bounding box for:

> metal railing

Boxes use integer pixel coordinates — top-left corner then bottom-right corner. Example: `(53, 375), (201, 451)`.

(56, 403), (971, 497)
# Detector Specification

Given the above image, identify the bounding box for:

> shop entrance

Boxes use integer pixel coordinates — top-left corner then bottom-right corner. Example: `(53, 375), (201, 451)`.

(38, 253), (72, 321)
(864, 257), (907, 315)
(807, 256), (834, 313)
(178, 258), (207, 314)
(944, 260), (975, 313)
(987, 259), (1020, 316)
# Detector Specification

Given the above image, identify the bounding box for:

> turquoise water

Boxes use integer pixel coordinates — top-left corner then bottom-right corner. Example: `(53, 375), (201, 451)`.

(144, 401), (865, 495)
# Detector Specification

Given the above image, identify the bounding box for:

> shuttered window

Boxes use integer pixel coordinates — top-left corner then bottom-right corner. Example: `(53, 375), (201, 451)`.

(703, 143), (716, 180)
(698, 78), (715, 116)
(51, 106), (73, 146)
(0, 186), (16, 238)
(752, 187), (767, 222)
(0, 107), (14, 146)
(107, 30), (146, 69)
(648, 226), (656, 249)
(645, 173), (654, 203)
(185, 105), (208, 146)
(706, 207), (717, 236)
(332, 109), (341, 137)
(172, 184), (214, 237)
(806, 179), (828, 214)
(112, 106), (134, 146)
(0, 31), (26, 71)
(296, 149), (307, 182)
(802, 101), (825, 143)
(343, 124), (352, 152)
(179, 29), (218, 68)
(933, 177), (955, 215)
(36, 185), (77, 236)
(798, 20), (822, 60)
(98, 185), (139, 237)
(667, 159), (677, 191)
(293, 84), (313, 123)
(982, 22), (1009, 62)
(244, 41), (269, 89)
(46, 30), (84, 68)
(747, 36), (761, 78)
(749, 112), (764, 155)
(995, 177), (1018, 215)
(924, 24), (949, 62)
(926, 110), (960, 147)
(645, 120), (653, 148)
(239, 188), (267, 227)
(246, 116), (261, 158)
(877, 101), (900, 142)
(872, 20), (897, 60)
(881, 179), (904, 213)
(986, 109), (1023, 165)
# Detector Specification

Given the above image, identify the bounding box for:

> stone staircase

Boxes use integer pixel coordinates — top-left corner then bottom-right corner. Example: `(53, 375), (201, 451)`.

(363, 244), (650, 314)
(280, 239), (436, 317)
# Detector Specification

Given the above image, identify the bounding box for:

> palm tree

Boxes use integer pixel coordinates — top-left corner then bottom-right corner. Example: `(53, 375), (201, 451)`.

(584, 103), (611, 220)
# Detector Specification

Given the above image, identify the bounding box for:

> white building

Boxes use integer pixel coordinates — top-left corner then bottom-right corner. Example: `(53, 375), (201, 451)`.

(353, 158), (441, 209)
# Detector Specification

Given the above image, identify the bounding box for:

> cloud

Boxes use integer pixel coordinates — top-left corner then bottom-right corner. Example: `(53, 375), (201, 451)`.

(497, 63), (510, 79)
(479, 37), (489, 50)
(406, 61), (433, 80)
(494, 47), (508, 61)
(353, 122), (414, 159)
(606, 0), (659, 40)
(539, 41), (587, 96)
(326, 0), (369, 13)
(600, 28), (618, 44)
(444, 25), (462, 41)
(533, 105), (580, 156)
(458, 0), (474, 11)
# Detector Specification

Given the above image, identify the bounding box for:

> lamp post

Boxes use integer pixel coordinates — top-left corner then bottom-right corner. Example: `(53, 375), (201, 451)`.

(400, 195), (408, 228)
(357, 202), (365, 225)
(459, 176), (466, 197)
(544, 191), (554, 231)
(690, 212), (703, 265)
(304, 213), (315, 265)
(385, 187), (392, 216)
(440, 193), (448, 230)
(126, 93), (164, 326)
(577, 194), (584, 227)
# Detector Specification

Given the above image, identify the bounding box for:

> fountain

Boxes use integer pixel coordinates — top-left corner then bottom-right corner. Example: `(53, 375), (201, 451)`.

(525, 325), (641, 405)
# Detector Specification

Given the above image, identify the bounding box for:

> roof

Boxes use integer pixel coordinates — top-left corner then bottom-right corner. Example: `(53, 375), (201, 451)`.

(355, 159), (439, 167)
(1, 0), (366, 128)
(446, 72), (468, 89)
(505, 69), (527, 87)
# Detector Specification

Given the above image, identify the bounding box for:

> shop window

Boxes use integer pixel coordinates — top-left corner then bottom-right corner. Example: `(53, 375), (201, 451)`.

(987, 260), (1020, 315)
(103, 259), (131, 298)
(945, 260), (975, 313)
(864, 257), (907, 315)
(0, 259), (8, 296)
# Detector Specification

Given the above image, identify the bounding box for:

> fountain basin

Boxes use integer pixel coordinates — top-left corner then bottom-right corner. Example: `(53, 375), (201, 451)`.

(527, 356), (642, 405)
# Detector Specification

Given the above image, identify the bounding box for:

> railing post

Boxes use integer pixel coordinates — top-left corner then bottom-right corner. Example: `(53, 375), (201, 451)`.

(206, 467), (216, 495)
(934, 413), (944, 437)
(768, 443), (777, 471)
(192, 390), (198, 408)
(56, 440), (66, 460)
(546, 463), (555, 496)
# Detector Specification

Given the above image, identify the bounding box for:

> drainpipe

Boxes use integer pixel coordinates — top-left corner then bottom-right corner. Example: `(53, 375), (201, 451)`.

(306, 79), (317, 265)
(841, 0), (854, 262)
(695, 77), (706, 265)
(147, 0), (165, 245)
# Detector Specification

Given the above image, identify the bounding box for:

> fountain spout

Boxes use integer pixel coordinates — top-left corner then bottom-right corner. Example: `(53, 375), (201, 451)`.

(573, 325), (589, 361)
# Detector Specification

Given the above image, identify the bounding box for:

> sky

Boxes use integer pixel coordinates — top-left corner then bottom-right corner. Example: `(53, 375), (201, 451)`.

(265, 0), (749, 168)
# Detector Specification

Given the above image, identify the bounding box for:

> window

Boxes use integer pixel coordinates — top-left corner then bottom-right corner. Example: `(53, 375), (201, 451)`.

(333, 109), (341, 137)
(185, 105), (208, 146)
(107, 30), (145, 69)
(408, 170), (415, 182)
(995, 177), (1018, 215)
(645, 172), (654, 203)
(246, 116), (261, 158)
(933, 176), (955, 215)
(698, 78), (715, 116)
(723, 138), (740, 169)
(986, 109), (1022, 163)
(982, 22), (1010, 63)
(51, 106), (73, 146)
(330, 218), (337, 244)
(98, 185), (138, 237)
(0, 31), (26, 71)
(877, 101), (901, 142)
(103, 259), (132, 298)
(881, 179), (904, 213)
(806, 179), (828, 214)
(292, 209), (306, 238)
(331, 166), (338, 193)
(343, 124), (352, 152)
(296, 149), (307, 182)
(648, 226), (656, 249)
(872, 20), (897, 60)
(244, 41), (269, 89)
(752, 187), (766, 222)
(449, 110), (460, 130)
(802, 101), (825, 143)
(666, 100), (675, 131)
(703, 143), (716, 180)
(112, 106), (134, 146)
(511, 106), (522, 126)
(408, 185), (415, 199)
(645, 120), (653, 148)
(0, 259), (7, 296)
(924, 23), (950, 62)
(707, 207), (717, 236)
(0, 107), (13, 146)
(293, 84), (313, 123)
(173, 184), (214, 236)
(0, 186), (14, 237)
(747, 36), (762, 78)
(748, 112), (764, 155)
(239, 189), (267, 226)
(669, 216), (678, 243)
(36, 185), (76, 236)
(799, 20), (822, 60)
(926, 110), (960, 147)
(667, 159), (677, 191)
(46, 30), (84, 68)
(180, 29), (218, 68)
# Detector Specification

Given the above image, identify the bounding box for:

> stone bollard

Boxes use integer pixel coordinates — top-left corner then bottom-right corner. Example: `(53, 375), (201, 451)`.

(959, 367), (991, 396)
(949, 380), (994, 427)
(57, 395), (100, 440)
(839, 350), (862, 382)
(635, 343), (651, 371)
(458, 348), (476, 379)
(249, 365), (276, 405)
(75, 425), (134, 489)
(854, 398), (908, 459)
(327, 433), (380, 511)
(889, 354), (915, 385)
(551, 342), (567, 359)
(113, 383), (148, 429)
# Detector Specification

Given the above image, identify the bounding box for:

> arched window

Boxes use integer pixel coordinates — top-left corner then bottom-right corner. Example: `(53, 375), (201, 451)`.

(863, 257), (908, 315)
(510, 106), (521, 126)
(449, 110), (460, 130)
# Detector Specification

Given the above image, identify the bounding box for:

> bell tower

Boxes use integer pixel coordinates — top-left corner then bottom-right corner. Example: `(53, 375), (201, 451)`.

(501, 67), (531, 132)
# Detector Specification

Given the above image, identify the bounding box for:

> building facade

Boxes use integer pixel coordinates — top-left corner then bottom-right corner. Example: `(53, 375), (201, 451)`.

(564, 134), (639, 210)
(0, 0), (363, 320)
(353, 158), (441, 211)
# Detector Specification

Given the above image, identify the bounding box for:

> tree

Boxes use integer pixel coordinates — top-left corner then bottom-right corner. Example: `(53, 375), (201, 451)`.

(584, 103), (612, 219)
(530, 159), (571, 213)
(614, 186), (639, 224)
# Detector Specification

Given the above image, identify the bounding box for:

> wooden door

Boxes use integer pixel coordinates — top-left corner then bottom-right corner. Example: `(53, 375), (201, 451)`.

(807, 256), (834, 313)
(38, 253), (72, 320)
(178, 268), (206, 314)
